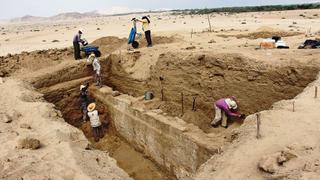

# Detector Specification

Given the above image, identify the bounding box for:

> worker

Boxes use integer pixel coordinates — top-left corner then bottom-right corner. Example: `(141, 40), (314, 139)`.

(211, 97), (245, 128)
(88, 53), (102, 87)
(137, 16), (152, 47)
(73, 29), (85, 60)
(80, 83), (90, 121)
(87, 103), (104, 142)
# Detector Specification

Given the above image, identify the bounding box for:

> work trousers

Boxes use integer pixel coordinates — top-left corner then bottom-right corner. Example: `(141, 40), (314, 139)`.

(211, 105), (228, 127)
(92, 126), (104, 142)
(145, 30), (152, 46)
(73, 42), (81, 60)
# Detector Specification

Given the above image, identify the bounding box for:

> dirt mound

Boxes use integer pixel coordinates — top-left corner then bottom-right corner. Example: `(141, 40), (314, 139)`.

(91, 36), (127, 55)
(138, 35), (178, 47)
(0, 48), (73, 77)
(217, 27), (302, 39)
(235, 31), (302, 39)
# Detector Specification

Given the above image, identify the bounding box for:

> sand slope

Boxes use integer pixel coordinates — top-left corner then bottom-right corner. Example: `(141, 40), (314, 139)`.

(0, 78), (131, 180)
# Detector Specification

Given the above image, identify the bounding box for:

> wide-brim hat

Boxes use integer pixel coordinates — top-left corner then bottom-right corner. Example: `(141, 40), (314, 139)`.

(225, 98), (238, 110)
(87, 103), (96, 112)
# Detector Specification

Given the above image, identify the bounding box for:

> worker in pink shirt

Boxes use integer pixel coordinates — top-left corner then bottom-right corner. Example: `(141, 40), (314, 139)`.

(211, 97), (245, 128)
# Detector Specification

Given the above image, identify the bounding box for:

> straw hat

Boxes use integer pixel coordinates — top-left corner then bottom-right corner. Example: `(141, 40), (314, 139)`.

(225, 98), (238, 110)
(87, 103), (96, 112)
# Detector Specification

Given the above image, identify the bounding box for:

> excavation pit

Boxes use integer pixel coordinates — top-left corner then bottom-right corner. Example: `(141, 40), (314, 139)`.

(28, 49), (320, 180)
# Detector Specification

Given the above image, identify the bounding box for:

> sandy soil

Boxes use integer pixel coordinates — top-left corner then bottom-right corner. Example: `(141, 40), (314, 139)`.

(0, 8), (320, 180)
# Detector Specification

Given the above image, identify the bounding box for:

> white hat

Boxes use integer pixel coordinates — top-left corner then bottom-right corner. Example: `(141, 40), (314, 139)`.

(225, 98), (237, 110)
(79, 29), (84, 33)
(80, 85), (86, 91)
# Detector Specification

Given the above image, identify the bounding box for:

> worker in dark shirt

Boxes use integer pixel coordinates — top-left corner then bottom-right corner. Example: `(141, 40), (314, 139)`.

(73, 29), (85, 60)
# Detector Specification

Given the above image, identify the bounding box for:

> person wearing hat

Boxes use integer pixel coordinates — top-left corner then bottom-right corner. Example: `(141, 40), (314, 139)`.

(73, 29), (85, 60)
(87, 103), (104, 142)
(136, 16), (152, 47)
(80, 82), (90, 121)
(88, 53), (102, 87)
(211, 97), (245, 128)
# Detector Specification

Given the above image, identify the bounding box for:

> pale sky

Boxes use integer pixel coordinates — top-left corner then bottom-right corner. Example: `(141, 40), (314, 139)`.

(1, 0), (319, 19)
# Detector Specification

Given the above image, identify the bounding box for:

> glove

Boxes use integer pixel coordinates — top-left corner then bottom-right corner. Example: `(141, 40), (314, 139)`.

(239, 114), (246, 119)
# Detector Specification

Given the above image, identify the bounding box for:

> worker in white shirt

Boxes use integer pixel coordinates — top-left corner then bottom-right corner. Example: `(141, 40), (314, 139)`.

(87, 103), (104, 142)
(88, 53), (102, 87)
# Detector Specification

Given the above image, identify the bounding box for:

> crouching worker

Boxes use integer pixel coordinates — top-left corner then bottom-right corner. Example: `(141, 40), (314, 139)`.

(87, 103), (104, 142)
(88, 53), (102, 87)
(80, 83), (90, 121)
(211, 97), (245, 128)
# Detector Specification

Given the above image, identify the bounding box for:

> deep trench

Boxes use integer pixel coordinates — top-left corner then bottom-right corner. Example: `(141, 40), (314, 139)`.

(43, 87), (176, 180)
(36, 51), (320, 180)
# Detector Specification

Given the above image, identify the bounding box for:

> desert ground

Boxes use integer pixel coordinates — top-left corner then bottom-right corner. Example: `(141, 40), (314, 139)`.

(1, 9), (320, 180)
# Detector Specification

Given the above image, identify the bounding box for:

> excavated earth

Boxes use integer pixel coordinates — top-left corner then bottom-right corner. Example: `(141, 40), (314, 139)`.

(1, 36), (320, 180)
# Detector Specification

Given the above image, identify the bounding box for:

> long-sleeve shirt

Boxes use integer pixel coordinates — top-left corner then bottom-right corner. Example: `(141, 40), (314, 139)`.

(73, 33), (83, 43)
(215, 98), (240, 117)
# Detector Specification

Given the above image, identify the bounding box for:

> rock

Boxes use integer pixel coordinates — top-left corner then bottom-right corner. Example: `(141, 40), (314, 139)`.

(52, 40), (60, 43)
(186, 46), (196, 50)
(6, 110), (22, 122)
(208, 39), (216, 43)
(17, 138), (41, 150)
(20, 123), (32, 129)
(258, 155), (279, 174)
(277, 150), (298, 165)
(112, 91), (121, 97)
(0, 114), (11, 123)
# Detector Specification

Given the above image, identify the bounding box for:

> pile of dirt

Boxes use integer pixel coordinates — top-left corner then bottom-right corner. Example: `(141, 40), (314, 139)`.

(138, 35), (178, 47)
(90, 36), (127, 55)
(235, 31), (302, 39)
(0, 48), (73, 77)
(217, 27), (302, 39)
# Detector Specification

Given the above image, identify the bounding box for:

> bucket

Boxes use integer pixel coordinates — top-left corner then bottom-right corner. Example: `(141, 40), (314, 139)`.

(145, 91), (154, 100)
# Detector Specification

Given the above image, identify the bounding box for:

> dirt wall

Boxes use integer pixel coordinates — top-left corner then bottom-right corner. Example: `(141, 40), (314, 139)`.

(104, 52), (319, 132)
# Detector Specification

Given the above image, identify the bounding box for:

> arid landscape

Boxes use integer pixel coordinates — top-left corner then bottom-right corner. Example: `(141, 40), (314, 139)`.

(1, 7), (320, 180)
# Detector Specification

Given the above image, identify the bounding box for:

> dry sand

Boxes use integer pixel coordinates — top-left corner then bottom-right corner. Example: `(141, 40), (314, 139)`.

(0, 8), (320, 180)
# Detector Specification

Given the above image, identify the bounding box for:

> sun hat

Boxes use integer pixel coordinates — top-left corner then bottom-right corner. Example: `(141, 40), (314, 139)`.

(80, 85), (86, 91)
(79, 29), (84, 34)
(225, 98), (238, 110)
(87, 103), (96, 112)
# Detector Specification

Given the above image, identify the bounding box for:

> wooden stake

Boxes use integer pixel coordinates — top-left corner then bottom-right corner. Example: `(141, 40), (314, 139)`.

(315, 86), (318, 98)
(292, 101), (295, 112)
(207, 15), (212, 32)
(161, 88), (164, 101)
(191, 29), (193, 39)
(256, 113), (261, 139)
(181, 92), (184, 116)
(192, 97), (196, 111)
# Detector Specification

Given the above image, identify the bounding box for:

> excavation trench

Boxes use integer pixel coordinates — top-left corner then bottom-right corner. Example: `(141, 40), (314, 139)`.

(42, 85), (177, 180)
(32, 50), (319, 180)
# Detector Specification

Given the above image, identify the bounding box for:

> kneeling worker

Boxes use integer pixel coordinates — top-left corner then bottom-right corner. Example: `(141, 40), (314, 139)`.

(87, 103), (104, 142)
(211, 97), (245, 128)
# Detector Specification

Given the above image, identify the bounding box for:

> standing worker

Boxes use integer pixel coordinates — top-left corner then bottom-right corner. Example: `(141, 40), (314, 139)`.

(87, 103), (104, 142)
(80, 82), (90, 121)
(211, 97), (245, 128)
(73, 29), (85, 60)
(137, 16), (152, 47)
(88, 53), (102, 87)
